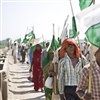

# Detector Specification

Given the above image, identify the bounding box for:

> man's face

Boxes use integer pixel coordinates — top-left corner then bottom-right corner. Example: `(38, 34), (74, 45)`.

(30, 43), (32, 47)
(46, 43), (49, 48)
(49, 53), (54, 60)
(66, 44), (75, 55)
(95, 49), (100, 65)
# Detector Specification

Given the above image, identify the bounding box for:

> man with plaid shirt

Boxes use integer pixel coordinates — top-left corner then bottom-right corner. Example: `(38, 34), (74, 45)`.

(58, 38), (83, 100)
(76, 47), (100, 100)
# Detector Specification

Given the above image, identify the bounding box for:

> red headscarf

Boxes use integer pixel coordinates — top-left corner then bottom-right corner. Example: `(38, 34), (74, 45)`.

(36, 44), (42, 53)
(59, 38), (81, 59)
(33, 44), (42, 66)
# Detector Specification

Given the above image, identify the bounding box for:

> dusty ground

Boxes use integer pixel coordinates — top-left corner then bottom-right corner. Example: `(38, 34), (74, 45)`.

(8, 51), (45, 100)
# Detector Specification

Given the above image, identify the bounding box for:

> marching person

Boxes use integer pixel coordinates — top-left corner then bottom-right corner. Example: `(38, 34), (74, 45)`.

(18, 45), (22, 62)
(39, 50), (59, 100)
(12, 43), (17, 64)
(41, 42), (49, 66)
(29, 43), (33, 64)
(31, 44), (44, 91)
(76, 46), (100, 100)
(21, 46), (26, 64)
(58, 38), (83, 100)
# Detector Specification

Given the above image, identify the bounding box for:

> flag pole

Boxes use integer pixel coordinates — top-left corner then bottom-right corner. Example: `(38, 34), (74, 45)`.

(88, 0), (95, 94)
(53, 23), (55, 36)
(88, 44), (93, 94)
(32, 25), (34, 33)
(42, 34), (45, 48)
(69, 0), (80, 46)
(42, 34), (44, 42)
(58, 26), (60, 38)
(69, 0), (74, 16)
(25, 27), (28, 36)
(92, 0), (95, 4)
(52, 23), (57, 94)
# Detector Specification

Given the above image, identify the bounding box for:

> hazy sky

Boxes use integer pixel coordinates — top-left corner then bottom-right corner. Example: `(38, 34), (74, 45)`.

(0, 0), (100, 41)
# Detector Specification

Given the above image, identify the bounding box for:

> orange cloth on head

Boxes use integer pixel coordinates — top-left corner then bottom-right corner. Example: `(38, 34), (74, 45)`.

(59, 38), (81, 59)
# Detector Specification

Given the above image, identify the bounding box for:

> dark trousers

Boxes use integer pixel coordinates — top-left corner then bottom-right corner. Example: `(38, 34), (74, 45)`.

(64, 86), (81, 100)
(22, 55), (25, 63)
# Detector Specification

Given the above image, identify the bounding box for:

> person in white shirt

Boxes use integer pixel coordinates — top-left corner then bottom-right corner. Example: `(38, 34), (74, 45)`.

(12, 43), (17, 64)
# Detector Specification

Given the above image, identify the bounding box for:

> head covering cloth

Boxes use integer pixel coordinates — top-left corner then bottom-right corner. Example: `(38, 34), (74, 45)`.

(36, 44), (42, 52)
(59, 38), (81, 59)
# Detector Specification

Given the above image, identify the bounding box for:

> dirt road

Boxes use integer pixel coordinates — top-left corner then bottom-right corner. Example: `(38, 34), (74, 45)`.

(8, 51), (45, 100)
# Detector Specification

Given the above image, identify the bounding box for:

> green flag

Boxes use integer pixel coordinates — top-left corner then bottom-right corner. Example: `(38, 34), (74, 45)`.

(79, 0), (92, 10)
(22, 36), (28, 44)
(26, 31), (35, 42)
(69, 29), (79, 38)
(14, 38), (21, 43)
(42, 35), (59, 69)
(22, 31), (35, 44)
(69, 29), (74, 38)
(76, 3), (100, 47)
(69, 16), (77, 38)
(86, 23), (100, 47)
(26, 31), (35, 38)
(40, 41), (46, 49)
(58, 37), (61, 46)
(49, 35), (60, 51)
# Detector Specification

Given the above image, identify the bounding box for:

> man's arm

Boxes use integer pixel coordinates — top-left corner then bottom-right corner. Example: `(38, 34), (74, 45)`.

(58, 61), (65, 94)
(58, 61), (66, 100)
(76, 66), (89, 99)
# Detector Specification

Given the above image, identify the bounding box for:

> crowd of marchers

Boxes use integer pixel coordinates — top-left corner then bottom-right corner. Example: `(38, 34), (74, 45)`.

(11, 38), (100, 100)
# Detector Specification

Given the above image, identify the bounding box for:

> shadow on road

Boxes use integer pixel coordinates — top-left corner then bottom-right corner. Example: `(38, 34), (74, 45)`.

(12, 77), (29, 79)
(9, 73), (15, 75)
(21, 95), (45, 100)
(9, 71), (29, 73)
(9, 89), (43, 94)
(11, 81), (31, 84)
(8, 79), (32, 84)
(18, 84), (33, 88)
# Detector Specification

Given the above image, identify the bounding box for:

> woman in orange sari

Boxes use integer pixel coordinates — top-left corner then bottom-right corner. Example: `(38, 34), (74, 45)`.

(32, 44), (44, 91)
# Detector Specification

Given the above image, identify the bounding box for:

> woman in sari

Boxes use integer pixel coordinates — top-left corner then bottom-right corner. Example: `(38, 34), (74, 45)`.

(32, 44), (44, 91)
(43, 51), (54, 100)
(40, 50), (59, 100)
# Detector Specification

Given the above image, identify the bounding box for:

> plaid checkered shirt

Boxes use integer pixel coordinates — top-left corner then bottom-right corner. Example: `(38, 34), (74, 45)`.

(58, 54), (83, 94)
(76, 61), (100, 100)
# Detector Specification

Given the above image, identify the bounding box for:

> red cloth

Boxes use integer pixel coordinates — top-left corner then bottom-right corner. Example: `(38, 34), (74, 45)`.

(32, 44), (44, 91)
(60, 38), (81, 59)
